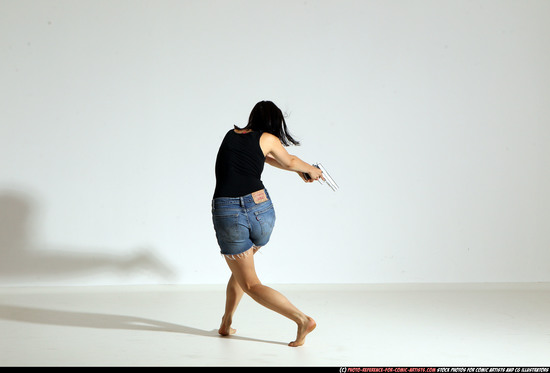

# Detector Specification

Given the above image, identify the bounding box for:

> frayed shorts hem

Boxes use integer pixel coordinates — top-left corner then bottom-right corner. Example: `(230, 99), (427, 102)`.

(221, 245), (262, 260)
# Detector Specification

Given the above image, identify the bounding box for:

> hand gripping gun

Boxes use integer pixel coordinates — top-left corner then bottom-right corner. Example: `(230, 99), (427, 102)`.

(304, 163), (339, 191)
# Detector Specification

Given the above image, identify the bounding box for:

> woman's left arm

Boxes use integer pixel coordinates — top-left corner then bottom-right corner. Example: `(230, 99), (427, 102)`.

(265, 154), (286, 170)
(265, 154), (313, 182)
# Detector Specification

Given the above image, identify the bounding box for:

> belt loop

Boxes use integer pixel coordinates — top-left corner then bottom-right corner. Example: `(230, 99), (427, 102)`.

(239, 197), (245, 207)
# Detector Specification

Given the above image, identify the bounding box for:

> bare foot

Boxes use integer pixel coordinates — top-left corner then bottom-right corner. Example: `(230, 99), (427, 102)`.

(218, 318), (236, 336)
(288, 316), (316, 347)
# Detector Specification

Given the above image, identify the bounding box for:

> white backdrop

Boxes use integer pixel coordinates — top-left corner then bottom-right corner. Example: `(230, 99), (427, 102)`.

(1, 0), (549, 286)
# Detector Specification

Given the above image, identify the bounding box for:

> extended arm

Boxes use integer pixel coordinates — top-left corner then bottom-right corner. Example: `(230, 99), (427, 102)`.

(265, 154), (313, 182)
(261, 133), (323, 181)
(265, 154), (288, 170)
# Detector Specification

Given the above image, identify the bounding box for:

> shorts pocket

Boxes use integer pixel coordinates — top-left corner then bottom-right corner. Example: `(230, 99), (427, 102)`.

(212, 212), (241, 242)
(254, 205), (276, 236)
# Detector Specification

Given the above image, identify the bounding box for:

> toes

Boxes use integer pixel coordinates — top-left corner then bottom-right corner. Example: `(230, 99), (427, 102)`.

(288, 340), (304, 347)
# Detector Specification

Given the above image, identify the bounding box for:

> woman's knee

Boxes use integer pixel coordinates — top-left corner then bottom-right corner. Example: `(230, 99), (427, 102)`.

(225, 258), (261, 294)
(248, 282), (266, 295)
(235, 276), (262, 295)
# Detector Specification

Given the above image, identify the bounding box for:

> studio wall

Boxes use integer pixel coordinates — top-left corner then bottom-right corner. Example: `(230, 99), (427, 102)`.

(1, 0), (549, 286)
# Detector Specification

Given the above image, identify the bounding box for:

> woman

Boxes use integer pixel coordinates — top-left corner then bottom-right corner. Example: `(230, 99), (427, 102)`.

(211, 100), (323, 347)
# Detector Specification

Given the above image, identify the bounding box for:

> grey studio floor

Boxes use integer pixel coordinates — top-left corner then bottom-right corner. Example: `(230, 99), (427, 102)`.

(0, 283), (549, 367)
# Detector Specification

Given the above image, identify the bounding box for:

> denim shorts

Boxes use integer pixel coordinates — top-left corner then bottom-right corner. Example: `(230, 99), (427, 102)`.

(212, 189), (276, 257)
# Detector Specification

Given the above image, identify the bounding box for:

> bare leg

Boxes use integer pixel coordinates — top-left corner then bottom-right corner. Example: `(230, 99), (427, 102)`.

(223, 247), (316, 347)
(219, 247), (261, 336)
(218, 274), (243, 336)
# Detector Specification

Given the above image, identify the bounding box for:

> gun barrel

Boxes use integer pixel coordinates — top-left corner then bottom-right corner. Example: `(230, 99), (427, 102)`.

(315, 163), (338, 191)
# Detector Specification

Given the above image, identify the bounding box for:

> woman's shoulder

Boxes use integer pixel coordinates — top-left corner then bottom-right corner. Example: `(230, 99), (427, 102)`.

(260, 132), (278, 141)
(259, 132), (280, 154)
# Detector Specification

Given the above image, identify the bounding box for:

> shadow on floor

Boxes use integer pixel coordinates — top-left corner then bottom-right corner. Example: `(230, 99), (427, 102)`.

(0, 304), (287, 346)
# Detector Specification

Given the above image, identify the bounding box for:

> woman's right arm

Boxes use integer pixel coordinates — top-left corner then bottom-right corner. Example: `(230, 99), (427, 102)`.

(260, 133), (323, 181)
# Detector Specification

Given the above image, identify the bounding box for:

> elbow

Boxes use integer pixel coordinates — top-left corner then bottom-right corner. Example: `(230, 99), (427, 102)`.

(286, 156), (299, 171)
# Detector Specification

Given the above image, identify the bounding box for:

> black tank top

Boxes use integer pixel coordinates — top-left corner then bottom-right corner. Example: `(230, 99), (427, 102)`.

(213, 130), (266, 198)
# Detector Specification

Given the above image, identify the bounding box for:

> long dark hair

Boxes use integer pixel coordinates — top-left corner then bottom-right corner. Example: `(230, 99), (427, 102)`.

(234, 101), (300, 146)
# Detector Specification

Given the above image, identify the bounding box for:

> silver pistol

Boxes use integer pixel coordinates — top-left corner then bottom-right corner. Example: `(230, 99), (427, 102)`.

(304, 163), (339, 191)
